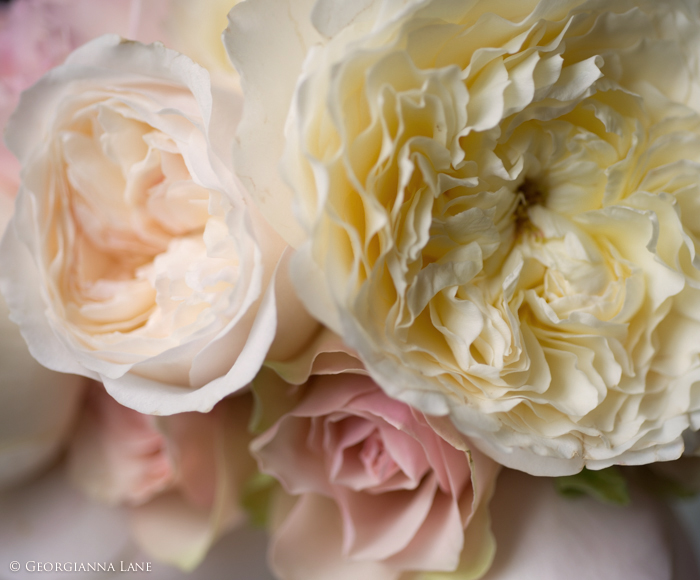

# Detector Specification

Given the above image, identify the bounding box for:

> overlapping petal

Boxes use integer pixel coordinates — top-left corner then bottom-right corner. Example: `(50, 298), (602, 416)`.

(227, 0), (700, 475)
(252, 373), (499, 579)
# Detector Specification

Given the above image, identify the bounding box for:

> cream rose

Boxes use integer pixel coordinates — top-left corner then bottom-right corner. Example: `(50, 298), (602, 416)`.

(0, 0), (182, 490)
(227, 0), (700, 474)
(0, 35), (317, 415)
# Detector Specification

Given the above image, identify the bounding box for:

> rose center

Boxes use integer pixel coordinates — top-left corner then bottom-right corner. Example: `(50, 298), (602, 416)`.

(514, 177), (547, 237)
(359, 430), (399, 481)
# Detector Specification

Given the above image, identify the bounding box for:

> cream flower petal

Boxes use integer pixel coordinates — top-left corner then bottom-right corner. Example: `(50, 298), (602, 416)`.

(0, 286), (84, 488)
(225, 0), (322, 247)
(227, 0), (700, 474)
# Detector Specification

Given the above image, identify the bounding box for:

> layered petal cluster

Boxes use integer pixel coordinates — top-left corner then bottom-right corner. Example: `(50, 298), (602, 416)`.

(228, 0), (700, 474)
(253, 373), (499, 580)
(0, 35), (317, 415)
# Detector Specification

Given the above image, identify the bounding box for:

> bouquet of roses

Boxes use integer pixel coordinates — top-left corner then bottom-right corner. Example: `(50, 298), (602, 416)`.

(1, 0), (700, 578)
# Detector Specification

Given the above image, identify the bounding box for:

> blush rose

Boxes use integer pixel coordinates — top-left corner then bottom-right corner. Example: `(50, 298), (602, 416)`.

(252, 372), (499, 580)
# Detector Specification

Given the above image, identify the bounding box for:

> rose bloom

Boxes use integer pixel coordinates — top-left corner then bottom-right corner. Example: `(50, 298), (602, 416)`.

(67, 384), (256, 570)
(252, 372), (499, 580)
(0, 35), (317, 415)
(227, 0), (700, 474)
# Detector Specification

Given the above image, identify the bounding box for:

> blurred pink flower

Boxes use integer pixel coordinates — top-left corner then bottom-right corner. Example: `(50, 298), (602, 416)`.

(68, 384), (257, 570)
(253, 373), (500, 580)
(67, 384), (174, 506)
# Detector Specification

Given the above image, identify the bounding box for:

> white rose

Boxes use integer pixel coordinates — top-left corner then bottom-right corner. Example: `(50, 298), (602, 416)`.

(0, 35), (317, 416)
(226, 0), (700, 475)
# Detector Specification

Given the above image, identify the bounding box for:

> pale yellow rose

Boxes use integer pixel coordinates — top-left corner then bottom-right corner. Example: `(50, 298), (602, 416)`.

(226, 0), (700, 475)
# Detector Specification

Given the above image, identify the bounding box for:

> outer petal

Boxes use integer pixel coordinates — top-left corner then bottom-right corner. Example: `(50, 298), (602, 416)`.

(5, 35), (210, 166)
(0, 293), (84, 488)
(270, 493), (397, 580)
(100, 267), (278, 414)
(166, 0), (242, 89)
(267, 325), (364, 385)
(224, 0), (322, 247)
(0, 0), (170, 203)
(0, 207), (84, 487)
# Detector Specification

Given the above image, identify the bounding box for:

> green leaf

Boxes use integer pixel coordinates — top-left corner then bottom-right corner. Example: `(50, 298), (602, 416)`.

(555, 466), (630, 506)
(241, 472), (279, 528)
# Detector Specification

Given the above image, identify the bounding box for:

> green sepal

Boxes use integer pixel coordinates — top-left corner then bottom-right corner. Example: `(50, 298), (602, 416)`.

(249, 367), (304, 435)
(555, 466), (630, 506)
(241, 472), (279, 528)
